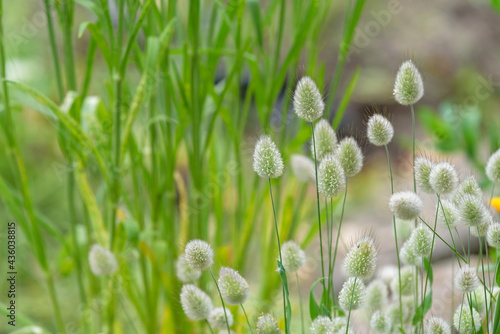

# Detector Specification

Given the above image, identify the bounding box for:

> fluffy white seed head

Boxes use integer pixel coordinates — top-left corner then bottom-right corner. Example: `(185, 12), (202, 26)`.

(282, 241), (306, 273)
(338, 277), (367, 311)
(318, 154), (346, 198)
(335, 137), (363, 178)
(429, 162), (459, 194)
(487, 223), (500, 248)
(331, 317), (348, 332)
(208, 307), (234, 329)
(293, 76), (324, 122)
(343, 236), (377, 279)
(365, 279), (388, 310)
(180, 284), (213, 321)
(457, 194), (487, 227)
(387, 297), (414, 325)
(408, 224), (433, 257)
(437, 200), (459, 229)
(400, 240), (421, 267)
(390, 266), (414, 296)
(253, 135), (284, 178)
(455, 265), (479, 293)
(486, 149), (500, 183)
(415, 157), (434, 193)
(471, 215), (491, 238)
(425, 317), (451, 334)
(367, 114), (394, 146)
(291, 154), (315, 183)
(377, 265), (398, 285)
(471, 286), (489, 313)
(185, 239), (214, 271)
(396, 219), (414, 243)
(452, 176), (482, 206)
(88, 244), (118, 276)
(311, 119), (337, 162)
(389, 191), (423, 220)
(453, 304), (481, 334)
(310, 316), (334, 334)
(256, 313), (280, 334)
(393, 60), (424, 105)
(218, 267), (249, 305)
(370, 311), (391, 333)
(176, 254), (202, 283)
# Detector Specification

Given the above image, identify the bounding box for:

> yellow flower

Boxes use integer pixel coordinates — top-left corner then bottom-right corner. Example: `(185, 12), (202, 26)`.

(492, 197), (500, 212)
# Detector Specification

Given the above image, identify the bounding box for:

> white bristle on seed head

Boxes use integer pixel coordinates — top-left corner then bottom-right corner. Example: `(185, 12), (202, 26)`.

(176, 254), (202, 283)
(487, 223), (500, 248)
(293, 76), (324, 122)
(310, 316), (334, 334)
(408, 223), (433, 257)
(389, 191), (423, 221)
(455, 264), (479, 293)
(415, 157), (434, 194)
(318, 154), (346, 198)
(370, 311), (391, 333)
(253, 135), (284, 179)
(429, 162), (459, 194)
(208, 307), (234, 329)
(425, 317), (451, 334)
(282, 241), (306, 273)
(180, 284), (213, 321)
(311, 119), (337, 162)
(471, 215), (491, 238)
(437, 200), (459, 229)
(88, 244), (118, 276)
(256, 313), (280, 334)
(218, 267), (249, 305)
(393, 60), (424, 105)
(291, 154), (315, 183)
(335, 137), (363, 178)
(486, 149), (500, 183)
(457, 194), (487, 227)
(185, 239), (214, 271)
(343, 236), (377, 279)
(400, 240), (421, 267)
(367, 114), (394, 147)
(390, 266), (414, 296)
(453, 304), (481, 334)
(365, 279), (388, 310)
(338, 277), (367, 311)
(453, 176), (482, 206)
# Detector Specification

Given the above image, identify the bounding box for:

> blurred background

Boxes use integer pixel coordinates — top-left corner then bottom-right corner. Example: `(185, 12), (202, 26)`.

(1, 0), (500, 333)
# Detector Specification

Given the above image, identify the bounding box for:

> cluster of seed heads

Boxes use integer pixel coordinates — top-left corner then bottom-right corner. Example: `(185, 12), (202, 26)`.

(209, 307), (234, 329)
(429, 162), (459, 194)
(367, 114), (394, 147)
(218, 267), (249, 305)
(176, 254), (201, 283)
(335, 137), (363, 178)
(453, 304), (481, 334)
(318, 153), (346, 198)
(425, 317), (451, 334)
(281, 241), (306, 273)
(338, 277), (366, 311)
(184, 239), (214, 271)
(455, 264), (479, 293)
(343, 236), (377, 278)
(310, 316), (334, 334)
(370, 311), (391, 333)
(389, 191), (423, 220)
(293, 76), (325, 122)
(365, 279), (388, 310)
(180, 284), (213, 321)
(486, 148), (500, 183)
(290, 154), (315, 183)
(415, 156), (435, 193)
(256, 313), (280, 334)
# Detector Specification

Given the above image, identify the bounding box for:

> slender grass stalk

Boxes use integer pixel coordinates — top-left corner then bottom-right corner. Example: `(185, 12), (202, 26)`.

(208, 268), (231, 333)
(345, 277), (357, 334)
(384, 145), (403, 329)
(42, 0), (64, 100)
(268, 178), (288, 331)
(330, 179), (348, 313)
(296, 272), (305, 334)
(241, 304), (254, 334)
(478, 233), (490, 328)
(310, 122), (327, 297)
(205, 319), (215, 334)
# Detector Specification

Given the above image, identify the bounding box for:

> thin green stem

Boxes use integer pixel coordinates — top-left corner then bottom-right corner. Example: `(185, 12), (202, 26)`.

(330, 179), (348, 313)
(296, 272), (305, 334)
(43, 0), (64, 100)
(384, 145), (403, 330)
(345, 277), (357, 334)
(268, 178), (288, 330)
(411, 104), (416, 195)
(205, 319), (214, 334)
(310, 122), (327, 295)
(209, 268), (231, 333)
(241, 304), (253, 334)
